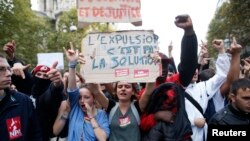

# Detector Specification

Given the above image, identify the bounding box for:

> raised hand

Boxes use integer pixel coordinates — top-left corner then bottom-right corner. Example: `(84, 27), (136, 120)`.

(12, 63), (31, 79)
(198, 40), (210, 65)
(47, 61), (63, 87)
(241, 58), (250, 78)
(174, 14), (193, 31)
(199, 40), (209, 57)
(3, 40), (16, 60)
(168, 41), (173, 58)
(227, 37), (242, 55)
(78, 52), (85, 65)
(168, 41), (173, 53)
(212, 39), (225, 54)
(63, 42), (79, 63)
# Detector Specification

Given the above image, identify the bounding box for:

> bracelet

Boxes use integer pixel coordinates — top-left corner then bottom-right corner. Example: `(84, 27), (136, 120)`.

(68, 61), (78, 68)
(92, 125), (99, 130)
(89, 116), (95, 120)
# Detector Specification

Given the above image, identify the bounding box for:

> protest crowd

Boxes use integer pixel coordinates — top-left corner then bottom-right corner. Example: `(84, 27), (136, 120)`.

(0, 14), (250, 141)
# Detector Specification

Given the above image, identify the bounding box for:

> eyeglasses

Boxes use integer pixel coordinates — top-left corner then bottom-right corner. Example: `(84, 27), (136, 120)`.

(35, 72), (49, 79)
(0, 66), (12, 74)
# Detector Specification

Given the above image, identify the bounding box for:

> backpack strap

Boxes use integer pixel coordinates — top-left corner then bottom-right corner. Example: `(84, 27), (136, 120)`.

(131, 101), (140, 125)
(109, 101), (140, 125)
(185, 92), (203, 114)
(109, 102), (119, 124)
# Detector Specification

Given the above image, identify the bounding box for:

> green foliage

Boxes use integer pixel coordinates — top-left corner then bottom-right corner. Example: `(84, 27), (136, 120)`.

(0, 0), (51, 68)
(0, 1), (115, 69)
(207, 0), (250, 58)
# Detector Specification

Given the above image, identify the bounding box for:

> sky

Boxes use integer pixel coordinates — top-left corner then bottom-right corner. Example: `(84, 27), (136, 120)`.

(116, 0), (219, 65)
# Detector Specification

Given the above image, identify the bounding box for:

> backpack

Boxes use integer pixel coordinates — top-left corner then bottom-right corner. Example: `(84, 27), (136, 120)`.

(109, 101), (140, 125)
(144, 82), (193, 141)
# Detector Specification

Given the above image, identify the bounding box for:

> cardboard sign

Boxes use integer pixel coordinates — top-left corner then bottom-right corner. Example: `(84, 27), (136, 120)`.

(77, 0), (142, 27)
(81, 30), (161, 83)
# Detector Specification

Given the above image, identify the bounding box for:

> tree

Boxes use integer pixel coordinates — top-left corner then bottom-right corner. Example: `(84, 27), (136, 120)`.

(0, 1), (114, 69)
(46, 8), (114, 70)
(0, 0), (51, 67)
(207, 0), (250, 58)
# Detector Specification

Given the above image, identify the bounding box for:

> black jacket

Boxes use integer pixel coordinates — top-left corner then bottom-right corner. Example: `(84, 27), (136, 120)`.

(209, 104), (250, 125)
(0, 89), (42, 141)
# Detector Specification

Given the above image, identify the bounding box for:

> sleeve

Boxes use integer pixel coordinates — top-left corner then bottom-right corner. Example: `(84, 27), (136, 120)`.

(38, 84), (64, 112)
(9, 57), (33, 95)
(27, 97), (43, 141)
(11, 71), (33, 95)
(205, 53), (230, 99)
(178, 33), (198, 87)
(68, 88), (80, 108)
(97, 110), (110, 139)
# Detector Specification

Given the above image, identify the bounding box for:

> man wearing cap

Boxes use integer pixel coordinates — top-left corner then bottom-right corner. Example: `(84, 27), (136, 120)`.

(30, 63), (64, 141)
(2, 41), (65, 141)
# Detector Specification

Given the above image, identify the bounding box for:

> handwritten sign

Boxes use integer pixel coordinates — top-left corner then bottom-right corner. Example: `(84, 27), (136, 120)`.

(77, 0), (142, 26)
(81, 30), (161, 83)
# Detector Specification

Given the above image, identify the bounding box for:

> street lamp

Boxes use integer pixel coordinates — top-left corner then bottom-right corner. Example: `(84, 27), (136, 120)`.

(69, 22), (77, 32)
(61, 22), (77, 32)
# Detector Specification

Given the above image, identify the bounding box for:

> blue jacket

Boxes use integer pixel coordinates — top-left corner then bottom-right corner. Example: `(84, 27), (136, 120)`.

(0, 89), (42, 141)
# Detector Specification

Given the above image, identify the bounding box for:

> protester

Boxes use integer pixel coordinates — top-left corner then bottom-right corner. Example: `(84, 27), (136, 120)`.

(52, 70), (85, 141)
(139, 14), (198, 141)
(86, 60), (155, 141)
(184, 37), (242, 141)
(2, 40), (65, 141)
(64, 46), (110, 141)
(209, 78), (250, 125)
(0, 53), (42, 141)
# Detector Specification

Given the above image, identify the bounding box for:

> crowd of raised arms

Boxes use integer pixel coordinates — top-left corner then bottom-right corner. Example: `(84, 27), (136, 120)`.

(0, 14), (249, 141)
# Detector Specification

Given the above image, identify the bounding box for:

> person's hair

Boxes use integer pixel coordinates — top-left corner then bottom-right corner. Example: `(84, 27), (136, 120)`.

(78, 84), (102, 108)
(113, 82), (138, 101)
(198, 68), (215, 82)
(76, 72), (85, 85)
(63, 71), (85, 97)
(79, 84), (94, 96)
(230, 78), (250, 95)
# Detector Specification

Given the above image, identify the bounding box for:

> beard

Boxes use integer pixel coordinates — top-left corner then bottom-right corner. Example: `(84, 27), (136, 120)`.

(31, 77), (51, 98)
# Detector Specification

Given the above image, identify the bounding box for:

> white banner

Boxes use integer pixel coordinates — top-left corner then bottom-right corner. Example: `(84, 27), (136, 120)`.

(37, 53), (64, 70)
